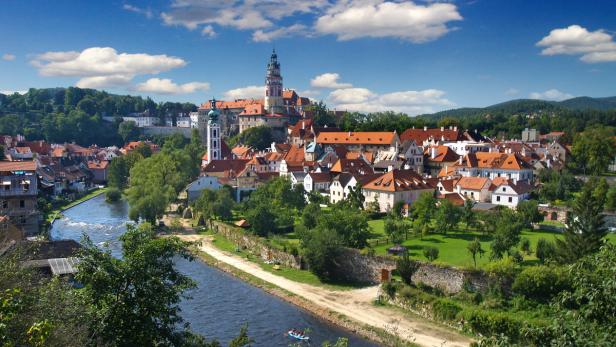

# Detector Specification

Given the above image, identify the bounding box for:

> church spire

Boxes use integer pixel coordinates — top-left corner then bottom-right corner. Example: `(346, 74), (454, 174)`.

(264, 49), (283, 114)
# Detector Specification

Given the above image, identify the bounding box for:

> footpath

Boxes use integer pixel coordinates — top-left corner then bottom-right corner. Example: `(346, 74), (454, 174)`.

(176, 233), (472, 347)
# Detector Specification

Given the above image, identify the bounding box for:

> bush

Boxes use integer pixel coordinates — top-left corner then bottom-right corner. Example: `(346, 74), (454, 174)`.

(396, 253), (419, 285)
(423, 246), (439, 262)
(520, 237), (531, 255)
(382, 281), (398, 299)
(432, 299), (462, 321)
(535, 238), (556, 264)
(463, 309), (523, 341)
(105, 188), (121, 202)
(512, 265), (570, 302)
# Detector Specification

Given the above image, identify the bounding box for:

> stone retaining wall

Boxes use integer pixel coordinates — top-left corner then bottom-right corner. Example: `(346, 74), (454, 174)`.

(210, 220), (301, 269)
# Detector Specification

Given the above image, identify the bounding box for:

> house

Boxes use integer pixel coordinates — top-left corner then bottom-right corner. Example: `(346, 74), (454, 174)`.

(87, 160), (109, 184)
(491, 179), (532, 208)
(0, 161), (39, 236)
(362, 169), (434, 213)
(304, 172), (331, 194)
(455, 176), (492, 202)
(546, 141), (570, 162)
(329, 173), (380, 204)
(316, 131), (400, 154)
(329, 158), (373, 175)
(455, 152), (533, 182)
(424, 145), (459, 177)
(436, 177), (458, 195)
(186, 176), (222, 201)
(400, 126), (462, 146)
(7, 147), (33, 161)
(399, 140), (424, 173)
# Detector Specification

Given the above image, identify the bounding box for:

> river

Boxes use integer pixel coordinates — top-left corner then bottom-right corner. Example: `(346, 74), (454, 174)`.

(50, 195), (377, 347)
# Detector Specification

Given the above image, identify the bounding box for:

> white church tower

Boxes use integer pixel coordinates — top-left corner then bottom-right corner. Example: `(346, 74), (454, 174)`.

(206, 98), (221, 163)
(264, 49), (284, 114)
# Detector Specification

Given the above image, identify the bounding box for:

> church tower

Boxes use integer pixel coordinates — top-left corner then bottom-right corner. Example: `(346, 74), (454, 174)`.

(264, 49), (284, 114)
(206, 98), (221, 163)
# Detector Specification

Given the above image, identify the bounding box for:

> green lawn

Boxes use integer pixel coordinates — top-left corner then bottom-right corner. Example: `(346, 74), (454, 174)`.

(374, 228), (616, 269)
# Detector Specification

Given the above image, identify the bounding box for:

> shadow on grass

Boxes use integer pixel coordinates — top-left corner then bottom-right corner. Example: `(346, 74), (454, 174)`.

(419, 237), (445, 243)
(442, 232), (493, 242)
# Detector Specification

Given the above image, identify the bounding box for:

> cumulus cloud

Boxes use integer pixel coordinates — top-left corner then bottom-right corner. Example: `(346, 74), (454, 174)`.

(135, 78), (210, 94)
(31, 47), (187, 88)
(252, 24), (308, 42)
(529, 89), (574, 101)
(315, 1), (462, 42)
(201, 25), (217, 38)
(2, 54), (16, 61)
(310, 73), (353, 89)
(537, 25), (616, 63)
(0, 90), (27, 95)
(123, 4), (153, 18)
(223, 85), (264, 100)
(328, 87), (454, 115)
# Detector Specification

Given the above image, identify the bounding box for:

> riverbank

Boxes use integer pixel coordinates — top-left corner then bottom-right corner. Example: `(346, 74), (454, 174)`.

(176, 233), (473, 347)
(46, 187), (108, 225)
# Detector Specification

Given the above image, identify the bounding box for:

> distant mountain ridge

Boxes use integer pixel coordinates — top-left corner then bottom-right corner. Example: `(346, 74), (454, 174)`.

(421, 96), (616, 119)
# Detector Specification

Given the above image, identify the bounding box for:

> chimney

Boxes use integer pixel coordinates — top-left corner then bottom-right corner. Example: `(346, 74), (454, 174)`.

(404, 163), (410, 170)
(454, 126), (458, 131)
(431, 147), (437, 159)
(458, 155), (463, 165)
(302, 121), (305, 130)
(387, 165), (394, 172)
(423, 126), (428, 131)
(348, 131), (351, 136)
(440, 126), (444, 131)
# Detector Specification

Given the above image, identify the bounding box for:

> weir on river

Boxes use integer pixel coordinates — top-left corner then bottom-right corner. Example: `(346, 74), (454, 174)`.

(50, 195), (377, 347)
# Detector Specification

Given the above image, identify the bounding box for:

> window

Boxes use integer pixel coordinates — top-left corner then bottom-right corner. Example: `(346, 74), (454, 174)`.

(502, 187), (506, 192)
(508, 197), (513, 203)
(496, 196), (501, 202)
(19, 200), (25, 208)
(1, 200), (6, 209)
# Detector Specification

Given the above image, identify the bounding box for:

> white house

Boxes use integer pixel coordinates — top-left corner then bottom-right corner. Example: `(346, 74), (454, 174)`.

(444, 141), (492, 156)
(362, 169), (434, 213)
(186, 176), (222, 201)
(455, 176), (492, 202)
(330, 173), (357, 204)
(455, 152), (533, 182)
(176, 117), (192, 128)
(304, 172), (331, 194)
(491, 179), (532, 208)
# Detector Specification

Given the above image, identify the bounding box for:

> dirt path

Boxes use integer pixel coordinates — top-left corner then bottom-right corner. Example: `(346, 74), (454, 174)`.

(177, 234), (472, 347)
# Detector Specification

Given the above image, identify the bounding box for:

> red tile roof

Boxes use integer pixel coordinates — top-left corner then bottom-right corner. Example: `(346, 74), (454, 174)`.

(0, 161), (37, 172)
(424, 145), (459, 162)
(203, 159), (249, 176)
(400, 128), (462, 144)
(456, 176), (490, 190)
(316, 131), (397, 145)
(363, 169), (433, 192)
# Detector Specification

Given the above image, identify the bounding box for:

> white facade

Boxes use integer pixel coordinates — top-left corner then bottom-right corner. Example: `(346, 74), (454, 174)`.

(329, 176), (358, 204)
(206, 101), (221, 164)
(362, 189), (431, 213)
(122, 116), (159, 127)
(304, 174), (331, 194)
(176, 117), (191, 128)
(457, 166), (533, 182)
(444, 141), (491, 156)
(190, 112), (200, 128)
(491, 184), (530, 208)
(186, 176), (222, 201)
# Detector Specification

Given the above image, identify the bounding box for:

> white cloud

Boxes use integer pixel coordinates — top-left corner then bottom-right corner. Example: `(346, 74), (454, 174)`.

(2, 54), (16, 61)
(135, 78), (210, 94)
(201, 25), (217, 38)
(505, 88), (519, 96)
(0, 90), (27, 95)
(537, 25), (616, 63)
(223, 85), (264, 100)
(298, 89), (322, 98)
(328, 87), (454, 115)
(252, 24), (307, 42)
(529, 89), (574, 101)
(31, 47), (187, 88)
(123, 4), (153, 19)
(310, 73), (353, 89)
(315, 1), (462, 42)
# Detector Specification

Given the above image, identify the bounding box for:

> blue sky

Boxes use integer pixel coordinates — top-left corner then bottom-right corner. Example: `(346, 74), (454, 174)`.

(1, 0), (615, 114)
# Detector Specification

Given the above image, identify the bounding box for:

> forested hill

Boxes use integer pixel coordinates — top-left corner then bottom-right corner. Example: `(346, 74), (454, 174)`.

(0, 87), (197, 147)
(420, 96), (616, 120)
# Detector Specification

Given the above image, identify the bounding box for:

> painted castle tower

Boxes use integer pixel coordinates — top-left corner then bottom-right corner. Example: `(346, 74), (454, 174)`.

(264, 49), (284, 114)
(206, 98), (221, 162)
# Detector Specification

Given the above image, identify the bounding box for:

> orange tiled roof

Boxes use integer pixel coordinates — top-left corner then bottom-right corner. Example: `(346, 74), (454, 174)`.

(316, 131), (397, 145)
(330, 158), (373, 175)
(456, 176), (490, 190)
(283, 145), (305, 164)
(362, 169), (433, 192)
(438, 166), (456, 177)
(461, 152), (529, 170)
(199, 99), (263, 110)
(203, 159), (249, 176)
(424, 145), (459, 162)
(238, 103), (265, 116)
(400, 128), (461, 143)
(87, 160), (109, 170)
(0, 161), (36, 172)
(232, 145), (252, 158)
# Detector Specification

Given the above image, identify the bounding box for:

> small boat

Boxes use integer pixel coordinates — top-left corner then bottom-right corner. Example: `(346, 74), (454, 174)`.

(287, 330), (310, 341)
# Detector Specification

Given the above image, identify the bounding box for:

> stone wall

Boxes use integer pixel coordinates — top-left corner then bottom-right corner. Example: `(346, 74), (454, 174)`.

(210, 220), (301, 269)
(335, 248), (489, 293)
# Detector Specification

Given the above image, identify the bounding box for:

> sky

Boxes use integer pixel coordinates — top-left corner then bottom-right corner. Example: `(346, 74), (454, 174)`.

(1, 0), (616, 115)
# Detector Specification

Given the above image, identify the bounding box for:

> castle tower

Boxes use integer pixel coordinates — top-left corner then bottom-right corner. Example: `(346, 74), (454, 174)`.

(206, 98), (221, 163)
(264, 49), (284, 114)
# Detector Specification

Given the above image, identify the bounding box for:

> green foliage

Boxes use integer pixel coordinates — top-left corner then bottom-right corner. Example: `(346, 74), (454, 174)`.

(512, 266), (570, 302)
(384, 217), (406, 244)
(555, 179), (608, 263)
(516, 200), (543, 228)
(301, 203), (321, 230)
(76, 223), (199, 346)
(233, 126), (274, 150)
(423, 246), (439, 262)
(396, 253), (419, 286)
(535, 238), (556, 264)
(489, 209), (524, 260)
(105, 187), (122, 202)
(434, 199), (461, 234)
(344, 182), (365, 210)
(299, 225), (344, 281)
(245, 204), (276, 237)
(194, 188), (235, 222)
(463, 310), (523, 342)
(432, 299), (462, 321)
(310, 100), (336, 127)
(315, 206), (371, 248)
(462, 199), (477, 230)
(412, 192), (437, 238)
(467, 237), (485, 268)
(572, 127), (616, 175)
(382, 281), (398, 299)
(606, 185), (616, 211)
(537, 169), (581, 202)
(519, 237), (531, 255)
(118, 120), (139, 143)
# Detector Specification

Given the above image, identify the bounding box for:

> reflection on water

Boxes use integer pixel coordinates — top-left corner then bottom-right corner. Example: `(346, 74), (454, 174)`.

(51, 195), (377, 347)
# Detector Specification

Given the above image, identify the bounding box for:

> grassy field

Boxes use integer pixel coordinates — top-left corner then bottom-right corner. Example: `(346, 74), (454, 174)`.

(373, 227), (616, 269)
(210, 233), (362, 290)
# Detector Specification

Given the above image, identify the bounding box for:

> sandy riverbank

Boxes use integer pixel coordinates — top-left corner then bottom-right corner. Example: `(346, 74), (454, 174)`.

(175, 233), (473, 347)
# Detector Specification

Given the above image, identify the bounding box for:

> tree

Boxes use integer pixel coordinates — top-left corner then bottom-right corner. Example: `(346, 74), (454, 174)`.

(105, 187), (122, 202)
(384, 217), (406, 244)
(411, 192), (437, 238)
(462, 198), (476, 230)
(236, 126), (274, 150)
(516, 200), (543, 228)
(396, 252), (419, 285)
(467, 237), (485, 268)
(571, 128), (615, 175)
(118, 121), (139, 143)
(345, 182), (365, 210)
(434, 199), (460, 234)
(519, 237), (531, 255)
(316, 206), (371, 248)
(245, 204), (275, 236)
(107, 156), (129, 189)
(423, 246), (439, 262)
(300, 225), (343, 280)
(302, 203), (321, 229)
(489, 209), (524, 260)
(535, 238), (555, 264)
(311, 100), (335, 127)
(76, 223), (201, 346)
(555, 179), (608, 263)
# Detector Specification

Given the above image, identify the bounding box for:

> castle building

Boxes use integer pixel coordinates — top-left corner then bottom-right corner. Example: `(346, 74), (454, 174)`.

(264, 49), (284, 114)
(206, 99), (221, 164)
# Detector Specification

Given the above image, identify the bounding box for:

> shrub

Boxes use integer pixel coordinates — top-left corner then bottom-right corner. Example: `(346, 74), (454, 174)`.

(510, 249), (524, 263)
(520, 237), (531, 255)
(423, 246), (439, 262)
(432, 299), (462, 321)
(105, 188), (121, 202)
(463, 309), (523, 341)
(382, 281), (398, 299)
(396, 253), (419, 285)
(512, 265), (570, 302)
(535, 238), (556, 264)
(397, 285), (436, 307)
